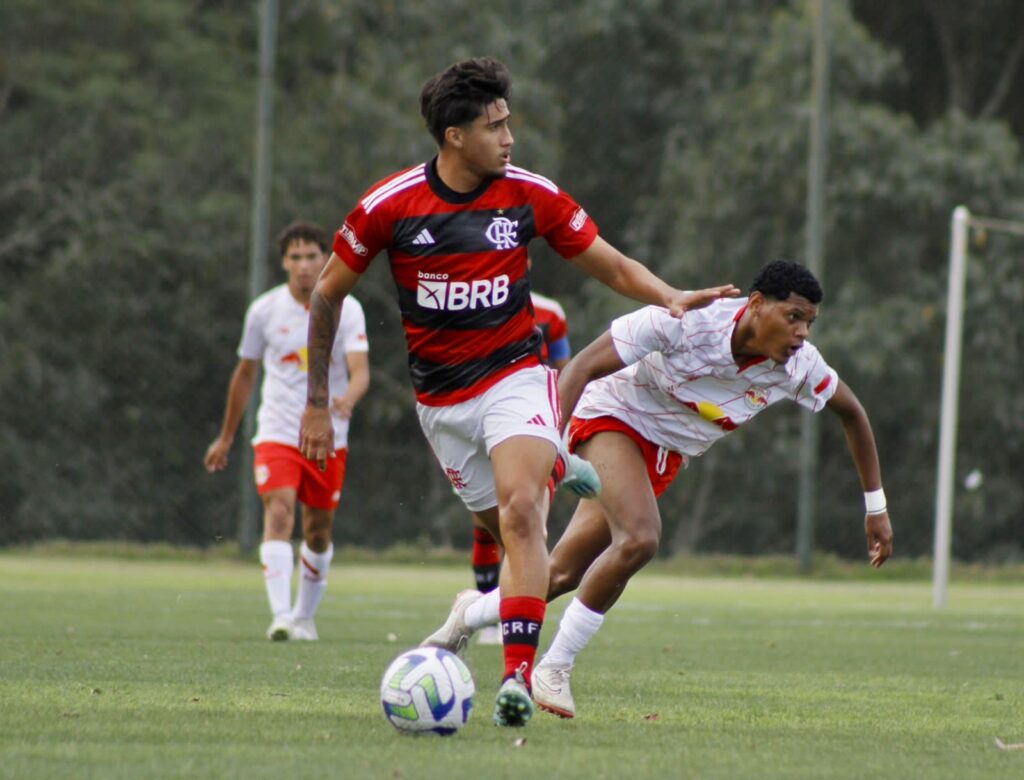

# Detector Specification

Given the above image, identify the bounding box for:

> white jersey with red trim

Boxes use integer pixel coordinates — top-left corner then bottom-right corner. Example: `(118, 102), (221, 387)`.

(238, 284), (368, 449)
(573, 297), (838, 456)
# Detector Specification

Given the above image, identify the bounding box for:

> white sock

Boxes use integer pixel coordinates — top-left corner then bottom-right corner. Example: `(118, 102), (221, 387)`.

(465, 587), (502, 629)
(260, 540), (294, 617)
(292, 542), (333, 620)
(542, 597), (605, 667)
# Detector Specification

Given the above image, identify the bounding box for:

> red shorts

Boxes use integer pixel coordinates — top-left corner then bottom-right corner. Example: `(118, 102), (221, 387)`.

(568, 416), (684, 498)
(253, 442), (348, 510)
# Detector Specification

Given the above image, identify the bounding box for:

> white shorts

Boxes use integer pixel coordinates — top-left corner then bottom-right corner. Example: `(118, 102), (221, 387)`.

(417, 365), (561, 512)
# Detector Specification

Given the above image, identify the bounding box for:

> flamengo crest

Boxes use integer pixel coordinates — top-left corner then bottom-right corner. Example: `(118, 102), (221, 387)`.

(485, 216), (519, 249)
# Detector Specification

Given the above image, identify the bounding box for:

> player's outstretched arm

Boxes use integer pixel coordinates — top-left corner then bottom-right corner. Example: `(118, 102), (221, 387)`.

(568, 236), (740, 317)
(301, 254), (363, 471)
(556, 331), (626, 433)
(204, 359), (260, 473)
(826, 380), (894, 567)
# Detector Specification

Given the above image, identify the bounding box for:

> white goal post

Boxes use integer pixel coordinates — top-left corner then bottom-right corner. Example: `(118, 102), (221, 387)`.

(933, 205), (1024, 608)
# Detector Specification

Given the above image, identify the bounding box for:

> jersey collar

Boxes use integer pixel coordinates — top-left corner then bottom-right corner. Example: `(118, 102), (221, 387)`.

(726, 301), (772, 372)
(426, 156), (494, 204)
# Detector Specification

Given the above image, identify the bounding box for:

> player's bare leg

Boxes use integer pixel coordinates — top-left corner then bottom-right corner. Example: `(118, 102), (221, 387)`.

(571, 432), (661, 612)
(546, 498), (613, 602)
(292, 505), (335, 640)
(488, 435), (556, 727)
(470, 512), (504, 645)
(260, 488), (298, 640)
(534, 433), (659, 717)
(491, 436), (552, 597)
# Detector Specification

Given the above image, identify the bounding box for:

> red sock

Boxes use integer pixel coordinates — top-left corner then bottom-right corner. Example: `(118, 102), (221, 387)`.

(471, 527), (502, 592)
(551, 454), (566, 483)
(500, 595), (546, 688)
(547, 454), (567, 501)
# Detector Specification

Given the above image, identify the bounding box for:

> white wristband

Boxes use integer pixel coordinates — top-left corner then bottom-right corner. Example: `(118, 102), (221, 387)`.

(864, 488), (887, 515)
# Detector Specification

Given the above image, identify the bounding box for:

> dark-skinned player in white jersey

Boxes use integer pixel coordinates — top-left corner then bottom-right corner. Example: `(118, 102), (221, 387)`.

(425, 260), (894, 719)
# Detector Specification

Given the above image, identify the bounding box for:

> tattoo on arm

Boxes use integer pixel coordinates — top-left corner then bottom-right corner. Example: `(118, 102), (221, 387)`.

(306, 290), (340, 408)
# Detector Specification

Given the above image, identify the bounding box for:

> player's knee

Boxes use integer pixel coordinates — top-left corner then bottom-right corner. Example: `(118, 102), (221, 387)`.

(302, 511), (333, 552)
(302, 533), (327, 553)
(263, 498), (293, 537)
(616, 526), (661, 571)
(547, 561), (582, 601)
(304, 528), (331, 553)
(497, 490), (544, 542)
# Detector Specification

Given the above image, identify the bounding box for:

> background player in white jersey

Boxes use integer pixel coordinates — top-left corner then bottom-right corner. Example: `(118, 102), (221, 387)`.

(471, 286), (573, 646)
(432, 260), (894, 718)
(204, 221), (370, 641)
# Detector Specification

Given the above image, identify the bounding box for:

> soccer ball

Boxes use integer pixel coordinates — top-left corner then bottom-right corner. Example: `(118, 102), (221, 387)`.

(380, 647), (475, 735)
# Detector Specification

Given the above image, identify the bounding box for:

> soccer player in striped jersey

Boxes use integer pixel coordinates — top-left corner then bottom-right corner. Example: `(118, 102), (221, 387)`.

(298, 57), (737, 727)
(472, 286), (573, 647)
(205, 221), (370, 642)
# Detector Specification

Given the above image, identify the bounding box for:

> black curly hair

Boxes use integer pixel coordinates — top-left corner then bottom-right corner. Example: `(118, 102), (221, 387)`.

(750, 260), (823, 304)
(419, 58), (512, 147)
(276, 220), (328, 257)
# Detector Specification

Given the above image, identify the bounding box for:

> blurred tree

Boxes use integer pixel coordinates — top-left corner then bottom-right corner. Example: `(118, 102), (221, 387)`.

(851, 0), (1024, 132)
(0, 0), (257, 543)
(0, 0), (1020, 561)
(540, 0), (1022, 559)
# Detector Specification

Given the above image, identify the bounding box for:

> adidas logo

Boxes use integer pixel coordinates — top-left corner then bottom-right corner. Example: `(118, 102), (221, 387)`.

(412, 228), (436, 246)
(526, 414), (546, 426)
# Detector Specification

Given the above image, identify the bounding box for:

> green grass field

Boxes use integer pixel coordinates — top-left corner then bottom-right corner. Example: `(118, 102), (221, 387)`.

(1, 553), (1022, 779)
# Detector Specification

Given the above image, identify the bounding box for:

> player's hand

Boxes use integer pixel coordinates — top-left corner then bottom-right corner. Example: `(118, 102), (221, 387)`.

(667, 285), (741, 318)
(865, 511), (893, 568)
(203, 437), (233, 473)
(331, 395), (355, 420)
(300, 405), (334, 472)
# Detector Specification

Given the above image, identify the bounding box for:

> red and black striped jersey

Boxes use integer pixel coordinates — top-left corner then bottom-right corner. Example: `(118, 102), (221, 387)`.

(332, 157), (598, 406)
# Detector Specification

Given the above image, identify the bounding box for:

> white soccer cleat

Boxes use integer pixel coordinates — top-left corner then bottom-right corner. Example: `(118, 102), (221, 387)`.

(560, 452), (602, 498)
(493, 667), (534, 727)
(475, 624), (503, 646)
(266, 614), (293, 641)
(532, 659), (575, 719)
(419, 589), (483, 655)
(291, 617), (319, 641)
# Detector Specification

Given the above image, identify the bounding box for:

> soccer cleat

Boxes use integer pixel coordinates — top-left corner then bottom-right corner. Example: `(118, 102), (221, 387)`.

(559, 452), (602, 498)
(493, 666), (534, 727)
(291, 617), (319, 641)
(266, 614), (293, 641)
(419, 589), (482, 655)
(532, 659), (576, 719)
(475, 624), (503, 646)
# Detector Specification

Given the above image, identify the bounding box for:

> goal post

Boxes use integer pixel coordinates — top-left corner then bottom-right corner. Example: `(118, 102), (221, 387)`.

(933, 206), (1024, 608)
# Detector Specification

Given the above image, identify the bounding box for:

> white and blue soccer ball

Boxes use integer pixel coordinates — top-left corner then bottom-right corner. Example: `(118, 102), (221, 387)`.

(380, 647), (475, 735)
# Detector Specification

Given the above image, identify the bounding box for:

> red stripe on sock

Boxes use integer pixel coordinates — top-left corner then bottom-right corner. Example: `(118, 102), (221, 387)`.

(472, 526), (498, 545)
(500, 596), (546, 686)
(551, 454), (566, 483)
(472, 545), (502, 567)
(500, 596), (546, 622)
(471, 527), (502, 567)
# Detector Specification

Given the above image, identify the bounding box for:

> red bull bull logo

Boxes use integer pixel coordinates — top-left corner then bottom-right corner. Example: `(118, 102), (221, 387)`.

(280, 347), (309, 372)
(744, 387), (769, 410)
